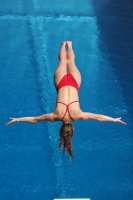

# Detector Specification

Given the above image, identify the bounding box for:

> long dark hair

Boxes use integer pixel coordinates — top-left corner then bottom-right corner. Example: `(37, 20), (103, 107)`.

(59, 123), (74, 159)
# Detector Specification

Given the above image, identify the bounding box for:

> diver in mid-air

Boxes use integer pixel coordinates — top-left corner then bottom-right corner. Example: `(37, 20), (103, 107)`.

(6, 41), (126, 158)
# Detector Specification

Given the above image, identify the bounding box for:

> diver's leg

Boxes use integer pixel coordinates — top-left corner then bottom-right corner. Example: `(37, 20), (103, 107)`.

(67, 41), (81, 87)
(54, 42), (67, 87)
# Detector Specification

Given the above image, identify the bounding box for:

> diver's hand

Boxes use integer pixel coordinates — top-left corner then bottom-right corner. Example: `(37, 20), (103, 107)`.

(5, 118), (18, 126)
(114, 117), (127, 125)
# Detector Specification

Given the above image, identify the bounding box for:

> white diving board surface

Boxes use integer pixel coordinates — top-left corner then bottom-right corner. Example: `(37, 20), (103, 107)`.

(54, 199), (91, 200)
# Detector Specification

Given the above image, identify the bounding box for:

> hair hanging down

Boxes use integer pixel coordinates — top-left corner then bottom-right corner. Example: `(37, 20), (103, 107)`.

(59, 123), (74, 159)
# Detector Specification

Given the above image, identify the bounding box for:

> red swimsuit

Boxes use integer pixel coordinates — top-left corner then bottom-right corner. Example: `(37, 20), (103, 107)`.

(57, 73), (79, 91)
(56, 74), (79, 121)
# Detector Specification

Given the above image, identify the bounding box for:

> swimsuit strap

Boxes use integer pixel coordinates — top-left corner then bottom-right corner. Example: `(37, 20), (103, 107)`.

(66, 101), (79, 121)
(57, 101), (79, 121)
(57, 102), (69, 120)
(68, 101), (79, 106)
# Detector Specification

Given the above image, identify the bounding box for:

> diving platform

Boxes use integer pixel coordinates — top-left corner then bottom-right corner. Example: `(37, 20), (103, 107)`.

(54, 199), (91, 200)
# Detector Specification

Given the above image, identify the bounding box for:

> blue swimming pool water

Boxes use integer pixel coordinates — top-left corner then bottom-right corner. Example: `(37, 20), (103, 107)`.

(0, 0), (133, 200)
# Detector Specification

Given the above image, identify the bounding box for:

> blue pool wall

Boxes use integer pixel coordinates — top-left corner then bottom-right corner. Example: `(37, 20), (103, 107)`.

(93, 0), (133, 121)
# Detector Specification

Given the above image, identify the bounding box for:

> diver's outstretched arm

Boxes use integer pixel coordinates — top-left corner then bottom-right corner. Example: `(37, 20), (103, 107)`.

(80, 112), (127, 125)
(5, 113), (58, 126)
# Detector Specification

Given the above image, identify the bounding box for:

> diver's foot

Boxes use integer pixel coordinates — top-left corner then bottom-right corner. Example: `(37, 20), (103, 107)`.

(66, 41), (72, 48)
(61, 41), (66, 47)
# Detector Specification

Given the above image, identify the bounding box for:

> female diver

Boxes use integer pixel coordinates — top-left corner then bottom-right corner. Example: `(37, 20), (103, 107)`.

(6, 41), (126, 159)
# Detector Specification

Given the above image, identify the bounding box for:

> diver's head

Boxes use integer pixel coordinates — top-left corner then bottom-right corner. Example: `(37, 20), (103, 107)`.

(59, 122), (74, 159)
